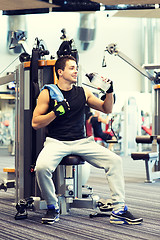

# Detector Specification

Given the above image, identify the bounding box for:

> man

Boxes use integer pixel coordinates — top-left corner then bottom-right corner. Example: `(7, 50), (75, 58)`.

(32, 55), (143, 225)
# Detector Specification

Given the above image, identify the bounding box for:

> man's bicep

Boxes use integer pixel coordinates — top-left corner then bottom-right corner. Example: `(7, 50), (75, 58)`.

(85, 88), (104, 111)
(33, 90), (50, 116)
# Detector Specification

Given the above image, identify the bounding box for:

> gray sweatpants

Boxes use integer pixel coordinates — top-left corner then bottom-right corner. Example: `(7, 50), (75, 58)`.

(35, 136), (125, 210)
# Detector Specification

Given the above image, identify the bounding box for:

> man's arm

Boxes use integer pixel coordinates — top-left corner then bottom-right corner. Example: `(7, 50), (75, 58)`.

(84, 87), (114, 114)
(32, 89), (56, 130)
(98, 115), (110, 124)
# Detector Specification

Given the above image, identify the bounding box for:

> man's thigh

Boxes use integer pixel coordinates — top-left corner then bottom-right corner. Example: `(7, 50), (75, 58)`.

(72, 137), (120, 169)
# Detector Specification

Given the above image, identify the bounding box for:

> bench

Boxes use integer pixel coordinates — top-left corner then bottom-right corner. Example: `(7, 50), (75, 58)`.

(3, 168), (15, 180)
(131, 135), (160, 182)
(0, 168), (15, 191)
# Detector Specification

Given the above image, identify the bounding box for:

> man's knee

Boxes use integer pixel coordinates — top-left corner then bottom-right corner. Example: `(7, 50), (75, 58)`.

(112, 154), (123, 170)
(35, 163), (52, 176)
(108, 152), (122, 166)
(36, 166), (54, 185)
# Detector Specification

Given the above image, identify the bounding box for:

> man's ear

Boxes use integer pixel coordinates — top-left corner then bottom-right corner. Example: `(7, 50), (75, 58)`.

(58, 69), (63, 77)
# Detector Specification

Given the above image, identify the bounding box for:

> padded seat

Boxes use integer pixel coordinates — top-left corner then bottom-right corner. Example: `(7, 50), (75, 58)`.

(106, 139), (118, 143)
(94, 137), (103, 141)
(135, 136), (153, 144)
(131, 151), (158, 160)
(131, 151), (159, 182)
(60, 155), (85, 165)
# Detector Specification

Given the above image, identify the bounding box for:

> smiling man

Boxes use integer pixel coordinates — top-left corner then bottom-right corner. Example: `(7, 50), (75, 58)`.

(32, 55), (143, 225)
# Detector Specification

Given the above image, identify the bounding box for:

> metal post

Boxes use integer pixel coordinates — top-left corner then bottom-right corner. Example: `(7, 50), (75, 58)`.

(15, 67), (19, 203)
(18, 63), (25, 200)
(153, 85), (160, 171)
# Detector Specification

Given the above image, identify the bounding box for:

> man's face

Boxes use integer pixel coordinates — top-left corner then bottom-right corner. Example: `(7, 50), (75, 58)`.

(59, 60), (78, 83)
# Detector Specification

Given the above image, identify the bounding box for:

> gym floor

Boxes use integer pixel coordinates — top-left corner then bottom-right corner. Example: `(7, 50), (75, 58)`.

(0, 147), (160, 240)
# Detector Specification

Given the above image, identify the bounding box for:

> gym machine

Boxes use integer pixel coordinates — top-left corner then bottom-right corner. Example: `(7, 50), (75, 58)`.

(14, 66), (112, 219)
(15, 59), (55, 203)
(106, 43), (160, 182)
(0, 34), (114, 219)
(12, 36), (113, 219)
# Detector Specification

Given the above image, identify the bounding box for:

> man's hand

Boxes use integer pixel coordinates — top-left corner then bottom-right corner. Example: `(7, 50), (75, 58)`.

(53, 100), (70, 117)
(106, 80), (113, 93)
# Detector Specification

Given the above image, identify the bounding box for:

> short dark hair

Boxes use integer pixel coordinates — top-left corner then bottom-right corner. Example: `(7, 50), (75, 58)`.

(55, 55), (76, 79)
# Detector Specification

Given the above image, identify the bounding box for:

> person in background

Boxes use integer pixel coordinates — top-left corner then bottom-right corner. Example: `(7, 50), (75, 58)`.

(88, 111), (117, 150)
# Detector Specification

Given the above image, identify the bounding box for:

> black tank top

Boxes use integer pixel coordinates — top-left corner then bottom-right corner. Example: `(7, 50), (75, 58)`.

(47, 85), (86, 141)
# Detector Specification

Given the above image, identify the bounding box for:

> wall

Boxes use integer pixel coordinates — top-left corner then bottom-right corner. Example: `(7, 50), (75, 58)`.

(0, 11), (142, 92)
(79, 12), (142, 93)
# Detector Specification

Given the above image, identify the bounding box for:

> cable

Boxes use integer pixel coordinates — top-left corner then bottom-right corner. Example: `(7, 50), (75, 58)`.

(0, 55), (20, 76)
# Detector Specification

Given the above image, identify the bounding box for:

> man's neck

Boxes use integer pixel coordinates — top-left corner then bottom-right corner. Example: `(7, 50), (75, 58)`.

(57, 80), (73, 91)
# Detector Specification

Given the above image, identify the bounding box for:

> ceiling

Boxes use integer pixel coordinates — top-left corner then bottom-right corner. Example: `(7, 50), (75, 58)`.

(91, 0), (160, 18)
(114, 8), (160, 18)
(1, 0), (99, 14)
(91, 0), (160, 4)
(1, 0), (160, 15)
(0, 0), (59, 11)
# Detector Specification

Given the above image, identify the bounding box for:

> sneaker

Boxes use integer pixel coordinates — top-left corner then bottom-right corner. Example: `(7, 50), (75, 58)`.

(41, 209), (60, 224)
(110, 205), (143, 225)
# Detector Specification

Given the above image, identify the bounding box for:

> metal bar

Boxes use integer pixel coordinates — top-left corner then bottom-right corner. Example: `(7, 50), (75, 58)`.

(0, 73), (15, 86)
(15, 67), (19, 203)
(117, 51), (155, 81)
(143, 64), (160, 70)
(106, 43), (155, 81)
(19, 63), (25, 200)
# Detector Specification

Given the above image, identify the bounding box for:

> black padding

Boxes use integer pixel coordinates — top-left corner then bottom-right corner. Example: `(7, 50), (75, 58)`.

(60, 155), (85, 165)
(106, 140), (118, 143)
(131, 151), (158, 160)
(136, 136), (153, 144)
(33, 82), (40, 99)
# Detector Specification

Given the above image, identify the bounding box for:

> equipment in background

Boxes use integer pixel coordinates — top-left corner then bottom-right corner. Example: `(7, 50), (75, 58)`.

(131, 136), (160, 183)
(105, 43), (160, 182)
(0, 168), (15, 192)
(107, 117), (119, 142)
(141, 111), (152, 136)
(8, 29), (31, 63)
(15, 39), (51, 201)
(7, 15), (27, 54)
(102, 50), (107, 67)
(76, 13), (96, 52)
(8, 30), (27, 52)
(85, 109), (119, 151)
(32, 38), (50, 59)
(15, 198), (34, 220)
(20, 37), (49, 64)
(127, 97), (138, 153)
(0, 37), (51, 196)
(105, 43), (160, 84)
(57, 28), (79, 64)
(96, 118), (119, 146)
